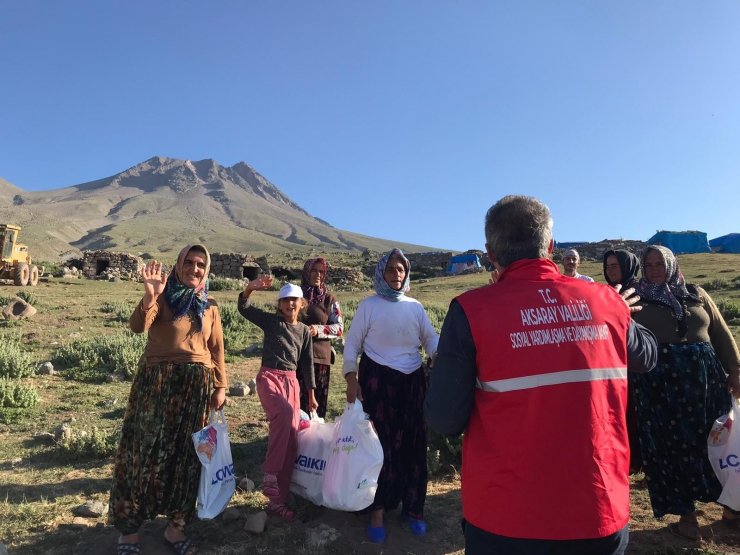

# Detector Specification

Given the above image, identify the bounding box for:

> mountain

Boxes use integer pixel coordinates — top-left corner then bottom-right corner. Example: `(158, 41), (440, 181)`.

(0, 157), (434, 260)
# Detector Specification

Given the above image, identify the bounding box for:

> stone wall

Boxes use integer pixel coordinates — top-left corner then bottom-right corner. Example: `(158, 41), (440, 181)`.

(83, 251), (143, 280)
(210, 252), (263, 280)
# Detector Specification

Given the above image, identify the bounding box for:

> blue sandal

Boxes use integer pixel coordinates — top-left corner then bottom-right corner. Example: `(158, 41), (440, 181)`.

(366, 524), (387, 543)
(404, 516), (428, 537)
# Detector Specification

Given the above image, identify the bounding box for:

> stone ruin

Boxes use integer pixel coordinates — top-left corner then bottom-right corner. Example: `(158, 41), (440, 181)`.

(554, 240), (647, 262)
(83, 250), (143, 281)
(209, 253), (263, 280)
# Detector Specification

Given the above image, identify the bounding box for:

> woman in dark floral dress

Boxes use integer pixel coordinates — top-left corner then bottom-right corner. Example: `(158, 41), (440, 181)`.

(632, 245), (740, 540)
(109, 244), (227, 555)
(297, 257), (343, 418)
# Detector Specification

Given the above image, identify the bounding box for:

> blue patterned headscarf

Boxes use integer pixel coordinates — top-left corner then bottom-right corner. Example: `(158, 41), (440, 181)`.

(163, 244), (210, 330)
(373, 248), (411, 301)
(636, 245), (697, 323)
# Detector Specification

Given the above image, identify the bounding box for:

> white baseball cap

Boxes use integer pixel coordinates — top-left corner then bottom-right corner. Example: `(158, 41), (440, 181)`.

(278, 283), (304, 300)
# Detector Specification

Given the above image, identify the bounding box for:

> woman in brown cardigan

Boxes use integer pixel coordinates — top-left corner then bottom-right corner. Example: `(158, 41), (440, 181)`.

(632, 245), (740, 541)
(110, 244), (227, 555)
(297, 257), (343, 418)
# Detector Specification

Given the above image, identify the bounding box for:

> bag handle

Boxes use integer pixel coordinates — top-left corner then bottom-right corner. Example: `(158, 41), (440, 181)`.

(208, 409), (227, 425)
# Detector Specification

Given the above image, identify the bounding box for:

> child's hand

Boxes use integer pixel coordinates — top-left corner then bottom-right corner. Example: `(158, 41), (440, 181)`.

(308, 389), (319, 412)
(247, 274), (273, 291)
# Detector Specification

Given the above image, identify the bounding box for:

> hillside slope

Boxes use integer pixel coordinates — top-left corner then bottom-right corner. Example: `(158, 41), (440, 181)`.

(0, 157), (433, 260)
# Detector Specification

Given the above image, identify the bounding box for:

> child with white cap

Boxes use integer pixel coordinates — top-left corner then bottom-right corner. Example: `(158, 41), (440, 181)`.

(238, 276), (317, 520)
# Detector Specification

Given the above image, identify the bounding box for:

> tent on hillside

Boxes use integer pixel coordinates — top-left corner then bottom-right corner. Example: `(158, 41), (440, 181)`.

(710, 233), (740, 254)
(646, 231), (711, 254)
(446, 253), (482, 275)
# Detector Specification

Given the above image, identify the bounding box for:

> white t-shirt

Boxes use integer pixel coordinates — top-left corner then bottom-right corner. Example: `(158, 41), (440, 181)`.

(342, 294), (439, 375)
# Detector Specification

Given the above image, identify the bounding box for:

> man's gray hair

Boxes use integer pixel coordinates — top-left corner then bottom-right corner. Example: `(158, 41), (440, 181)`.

(485, 195), (553, 268)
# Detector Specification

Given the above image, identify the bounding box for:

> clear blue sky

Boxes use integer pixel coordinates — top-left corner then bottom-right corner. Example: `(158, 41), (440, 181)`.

(1, 1), (738, 252)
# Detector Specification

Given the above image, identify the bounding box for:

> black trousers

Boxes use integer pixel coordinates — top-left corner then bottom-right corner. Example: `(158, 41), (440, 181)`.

(463, 520), (628, 555)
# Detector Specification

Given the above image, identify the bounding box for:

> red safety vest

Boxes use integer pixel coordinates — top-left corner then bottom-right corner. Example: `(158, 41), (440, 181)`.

(457, 258), (631, 540)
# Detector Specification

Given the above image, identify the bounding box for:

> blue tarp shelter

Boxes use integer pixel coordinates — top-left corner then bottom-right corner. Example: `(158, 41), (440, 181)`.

(647, 231), (711, 254)
(710, 233), (740, 253)
(446, 253), (482, 275)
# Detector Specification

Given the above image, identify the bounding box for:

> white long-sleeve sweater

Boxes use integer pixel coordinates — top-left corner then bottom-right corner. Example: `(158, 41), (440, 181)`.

(342, 294), (439, 375)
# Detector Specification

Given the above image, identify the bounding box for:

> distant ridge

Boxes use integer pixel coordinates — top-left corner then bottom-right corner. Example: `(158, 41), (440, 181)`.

(0, 157), (435, 260)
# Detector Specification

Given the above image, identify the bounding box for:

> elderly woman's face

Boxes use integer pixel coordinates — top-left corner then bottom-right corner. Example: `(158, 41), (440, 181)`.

(181, 250), (207, 288)
(384, 256), (407, 291)
(644, 250), (667, 284)
(605, 255), (622, 284)
(308, 263), (325, 287)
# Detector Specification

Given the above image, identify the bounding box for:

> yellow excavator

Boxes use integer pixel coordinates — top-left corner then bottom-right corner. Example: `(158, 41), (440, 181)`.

(0, 224), (41, 286)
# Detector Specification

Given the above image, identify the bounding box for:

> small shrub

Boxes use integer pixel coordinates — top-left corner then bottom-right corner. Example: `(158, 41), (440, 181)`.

(209, 277), (245, 291)
(56, 426), (120, 461)
(219, 301), (262, 353)
(425, 303), (449, 334)
(0, 332), (35, 379)
(100, 300), (134, 323)
(0, 295), (16, 306)
(53, 331), (146, 382)
(717, 299), (740, 322)
(427, 430), (462, 475)
(702, 278), (730, 291)
(0, 379), (39, 408)
(15, 290), (37, 306)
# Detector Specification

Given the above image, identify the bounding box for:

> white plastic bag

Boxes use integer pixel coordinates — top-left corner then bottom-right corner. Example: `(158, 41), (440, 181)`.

(708, 400), (740, 510)
(192, 409), (236, 519)
(321, 400), (384, 511)
(290, 414), (335, 505)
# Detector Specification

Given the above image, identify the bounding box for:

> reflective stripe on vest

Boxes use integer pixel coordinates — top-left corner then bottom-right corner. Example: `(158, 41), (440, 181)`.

(475, 367), (627, 393)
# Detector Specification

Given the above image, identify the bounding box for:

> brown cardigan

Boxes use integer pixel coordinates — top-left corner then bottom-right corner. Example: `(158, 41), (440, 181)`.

(129, 296), (227, 388)
(633, 285), (740, 372)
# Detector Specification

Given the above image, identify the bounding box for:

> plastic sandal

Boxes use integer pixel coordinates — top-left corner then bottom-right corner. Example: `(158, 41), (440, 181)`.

(165, 536), (199, 555)
(366, 524), (387, 543)
(404, 516), (428, 537)
(117, 543), (141, 555)
(262, 474), (280, 498)
(267, 502), (295, 521)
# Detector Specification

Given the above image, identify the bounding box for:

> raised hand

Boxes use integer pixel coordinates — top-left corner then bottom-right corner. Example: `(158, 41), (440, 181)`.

(141, 260), (167, 306)
(614, 284), (642, 313)
(247, 274), (273, 292)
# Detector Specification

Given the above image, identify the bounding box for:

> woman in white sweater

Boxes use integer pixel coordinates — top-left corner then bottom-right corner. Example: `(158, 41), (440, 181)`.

(344, 248), (439, 544)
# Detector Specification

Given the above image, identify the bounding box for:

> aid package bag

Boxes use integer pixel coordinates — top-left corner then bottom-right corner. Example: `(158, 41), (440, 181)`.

(290, 412), (335, 505)
(708, 400), (740, 510)
(192, 409), (236, 519)
(321, 400), (384, 512)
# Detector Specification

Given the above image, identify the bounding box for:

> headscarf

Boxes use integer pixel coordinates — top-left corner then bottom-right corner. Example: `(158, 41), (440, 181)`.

(636, 245), (698, 328)
(301, 257), (328, 306)
(163, 244), (211, 330)
(373, 248), (411, 301)
(602, 249), (640, 288)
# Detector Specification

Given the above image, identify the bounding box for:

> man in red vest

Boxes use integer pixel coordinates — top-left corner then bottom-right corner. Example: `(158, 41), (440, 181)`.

(426, 195), (657, 554)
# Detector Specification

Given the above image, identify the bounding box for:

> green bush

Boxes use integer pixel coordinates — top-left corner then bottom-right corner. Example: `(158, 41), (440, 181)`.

(56, 426), (120, 461)
(0, 379), (39, 408)
(219, 301), (262, 353)
(15, 290), (37, 306)
(53, 331), (146, 382)
(717, 299), (740, 322)
(209, 277), (245, 291)
(425, 303), (449, 334)
(427, 430), (462, 475)
(0, 332), (35, 379)
(0, 294), (16, 306)
(100, 300), (134, 323)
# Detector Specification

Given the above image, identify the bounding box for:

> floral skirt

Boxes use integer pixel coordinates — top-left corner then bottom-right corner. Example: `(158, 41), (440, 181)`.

(298, 363), (331, 419)
(631, 342), (731, 517)
(109, 362), (212, 534)
(358, 353), (428, 518)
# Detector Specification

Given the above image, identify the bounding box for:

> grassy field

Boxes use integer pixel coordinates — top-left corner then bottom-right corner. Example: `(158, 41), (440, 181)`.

(0, 253), (739, 555)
